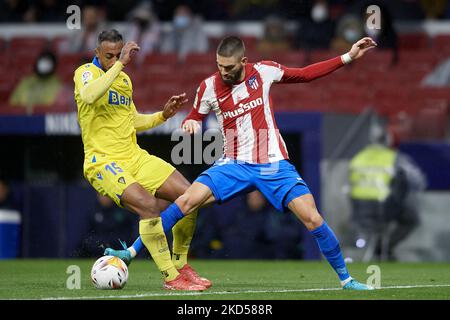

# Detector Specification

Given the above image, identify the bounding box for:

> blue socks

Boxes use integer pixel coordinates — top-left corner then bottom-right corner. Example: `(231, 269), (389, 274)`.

(160, 203), (185, 233)
(129, 237), (144, 257)
(311, 221), (351, 282)
(128, 203), (185, 256)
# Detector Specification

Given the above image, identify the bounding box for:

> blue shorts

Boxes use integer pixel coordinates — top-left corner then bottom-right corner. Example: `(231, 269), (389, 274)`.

(195, 158), (311, 212)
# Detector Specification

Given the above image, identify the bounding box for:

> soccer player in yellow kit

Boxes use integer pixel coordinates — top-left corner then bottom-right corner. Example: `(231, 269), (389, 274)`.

(74, 29), (211, 291)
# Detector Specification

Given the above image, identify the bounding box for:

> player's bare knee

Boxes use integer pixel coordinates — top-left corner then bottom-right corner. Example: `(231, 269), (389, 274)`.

(175, 194), (189, 213)
(304, 211), (324, 230)
(122, 195), (159, 219)
(138, 197), (160, 218)
(175, 193), (197, 215)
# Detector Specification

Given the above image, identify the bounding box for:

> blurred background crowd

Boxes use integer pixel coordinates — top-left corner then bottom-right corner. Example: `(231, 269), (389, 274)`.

(0, 0), (449, 263)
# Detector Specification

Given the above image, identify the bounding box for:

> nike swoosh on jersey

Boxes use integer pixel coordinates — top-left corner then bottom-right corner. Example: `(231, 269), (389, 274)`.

(218, 95), (229, 103)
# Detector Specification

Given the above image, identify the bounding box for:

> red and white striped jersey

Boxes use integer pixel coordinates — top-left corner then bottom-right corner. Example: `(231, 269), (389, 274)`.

(184, 56), (345, 163)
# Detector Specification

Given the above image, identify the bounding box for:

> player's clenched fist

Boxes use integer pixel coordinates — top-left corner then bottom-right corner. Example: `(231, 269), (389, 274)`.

(162, 93), (188, 120)
(119, 41), (140, 66)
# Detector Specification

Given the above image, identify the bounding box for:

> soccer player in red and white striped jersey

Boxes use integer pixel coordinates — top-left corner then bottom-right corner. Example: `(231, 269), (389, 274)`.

(179, 36), (377, 290)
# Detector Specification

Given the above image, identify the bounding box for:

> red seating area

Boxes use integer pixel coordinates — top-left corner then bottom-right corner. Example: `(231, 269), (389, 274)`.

(0, 33), (449, 142)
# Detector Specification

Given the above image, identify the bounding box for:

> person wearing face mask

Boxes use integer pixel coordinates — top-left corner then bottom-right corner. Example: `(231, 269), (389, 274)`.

(58, 5), (108, 54)
(124, 1), (161, 64)
(9, 51), (63, 111)
(331, 14), (365, 53)
(160, 4), (209, 62)
(295, 0), (336, 50)
(257, 15), (292, 57)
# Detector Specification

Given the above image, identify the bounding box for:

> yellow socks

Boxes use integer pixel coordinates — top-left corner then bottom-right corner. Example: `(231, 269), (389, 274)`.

(139, 217), (179, 281)
(171, 210), (198, 269)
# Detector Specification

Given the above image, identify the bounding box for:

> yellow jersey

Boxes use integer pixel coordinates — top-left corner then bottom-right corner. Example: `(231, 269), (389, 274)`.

(74, 58), (141, 163)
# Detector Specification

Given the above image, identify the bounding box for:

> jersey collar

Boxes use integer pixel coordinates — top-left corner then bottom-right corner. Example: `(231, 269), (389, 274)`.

(92, 56), (103, 70)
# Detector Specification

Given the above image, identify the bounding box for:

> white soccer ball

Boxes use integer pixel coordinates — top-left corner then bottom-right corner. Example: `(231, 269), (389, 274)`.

(91, 255), (128, 290)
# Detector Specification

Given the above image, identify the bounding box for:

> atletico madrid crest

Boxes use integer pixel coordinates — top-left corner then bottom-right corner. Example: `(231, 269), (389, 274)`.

(248, 75), (259, 90)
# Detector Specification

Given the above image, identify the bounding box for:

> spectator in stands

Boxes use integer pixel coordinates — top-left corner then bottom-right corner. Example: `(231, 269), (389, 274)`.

(59, 5), (108, 54)
(295, 0), (336, 50)
(331, 2), (398, 64)
(331, 13), (365, 53)
(76, 194), (139, 258)
(124, 1), (161, 64)
(230, 0), (282, 20)
(256, 15), (292, 57)
(420, 0), (449, 20)
(348, 125), (426, 261)
(160, 4), (209, 62)
(25, 0), (66, 22)
(0, 0), (30, 22)
(9, 51), (63, 111)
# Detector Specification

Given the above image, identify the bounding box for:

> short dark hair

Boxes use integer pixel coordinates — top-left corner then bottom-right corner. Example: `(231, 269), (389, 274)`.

(98, 29), (123, 45)
(216, 36), (245, 58)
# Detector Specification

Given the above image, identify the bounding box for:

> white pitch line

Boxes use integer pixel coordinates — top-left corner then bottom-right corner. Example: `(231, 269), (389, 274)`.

(40, 284), (450, 300)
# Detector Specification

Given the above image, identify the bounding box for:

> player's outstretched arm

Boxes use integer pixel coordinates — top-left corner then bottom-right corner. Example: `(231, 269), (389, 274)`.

(279, 37), (377, 83)
(79, 41), (140, 104)
(133, 93), (188, 132)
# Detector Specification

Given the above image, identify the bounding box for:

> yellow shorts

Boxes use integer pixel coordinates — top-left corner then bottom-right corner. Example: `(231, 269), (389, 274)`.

(84, 149), (175, 207)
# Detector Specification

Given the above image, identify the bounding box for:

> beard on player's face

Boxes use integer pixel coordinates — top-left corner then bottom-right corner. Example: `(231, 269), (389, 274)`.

(221, 64), (244, 85)
(217, 54), (247, 86)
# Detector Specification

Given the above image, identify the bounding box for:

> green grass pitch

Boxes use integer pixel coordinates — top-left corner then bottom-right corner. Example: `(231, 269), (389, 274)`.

(0, 259), (449, 300)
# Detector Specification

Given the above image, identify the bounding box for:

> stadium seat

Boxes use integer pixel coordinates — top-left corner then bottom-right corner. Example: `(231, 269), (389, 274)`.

(413, 99), (449, 140)
(374, 97), (415, 118)
(56, 53), (91, 83)
(432, 35), (450, 53)
(362, 49), (394, 65)
(144, 53), (179, 66)
(417, 87), (450, 101)
(396, 50), (441, 71)
(0, 88), (11, 104)
(387, 111), (415, 144)
(240, 36), (259, 52)
(9, 36), (50, 54)
(185, 53), (215, 65)
(270, 51), (306, 67)
(0, 103), (30, 115)
(308, 49), (341, 64)
(50, 36), (68, 53)
(398, 33), (430, 50)
(10, 48), (53, 81)
(31, 105), (58, 115)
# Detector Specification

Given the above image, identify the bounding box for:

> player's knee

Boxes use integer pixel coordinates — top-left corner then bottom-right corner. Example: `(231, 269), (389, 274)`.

(304, 211), (323, 230)
(123, 195), (159, 219)
(176, 193), (198, 215)
(139, 198), (160, 218)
